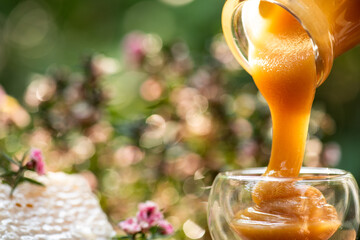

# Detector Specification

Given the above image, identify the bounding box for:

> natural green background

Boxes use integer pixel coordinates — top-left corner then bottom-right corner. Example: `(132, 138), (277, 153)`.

(0, 0), (360, 239)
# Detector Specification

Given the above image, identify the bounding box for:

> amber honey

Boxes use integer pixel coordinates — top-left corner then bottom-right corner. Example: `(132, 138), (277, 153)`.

(221, 0), (360, 239)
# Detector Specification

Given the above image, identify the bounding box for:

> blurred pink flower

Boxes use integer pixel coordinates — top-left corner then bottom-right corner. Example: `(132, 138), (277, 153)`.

(123, 32), (146, 67)
(136, 201), (164, 229)
(30, 148), (43, 162)
(157, 219), (174, 235)
(26, 148), (46, 175)
(119, 217), (141, 235)
(322, 143), (341, 167)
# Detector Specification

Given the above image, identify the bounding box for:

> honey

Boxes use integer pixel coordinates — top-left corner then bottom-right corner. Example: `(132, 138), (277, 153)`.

(221, 0), (360, 239)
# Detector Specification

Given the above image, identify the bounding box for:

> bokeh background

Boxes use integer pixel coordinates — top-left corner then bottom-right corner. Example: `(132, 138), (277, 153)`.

(0, 0), (360, 239)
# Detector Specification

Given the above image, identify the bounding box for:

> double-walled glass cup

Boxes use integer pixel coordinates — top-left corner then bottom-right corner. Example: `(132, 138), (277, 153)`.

(222, 0), (360, 86)
(208, 168), (360, 240)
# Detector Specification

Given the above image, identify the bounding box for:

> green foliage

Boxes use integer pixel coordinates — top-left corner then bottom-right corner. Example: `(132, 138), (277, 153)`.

(0, 152), (45, 197)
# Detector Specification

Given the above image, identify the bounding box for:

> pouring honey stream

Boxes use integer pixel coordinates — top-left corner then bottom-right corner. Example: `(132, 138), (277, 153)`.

(221, 0), (360, 239)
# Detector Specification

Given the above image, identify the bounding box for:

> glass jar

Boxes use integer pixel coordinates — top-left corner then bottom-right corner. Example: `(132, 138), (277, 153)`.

(222, 0), (360, 86)
(208, 167), (360, 240)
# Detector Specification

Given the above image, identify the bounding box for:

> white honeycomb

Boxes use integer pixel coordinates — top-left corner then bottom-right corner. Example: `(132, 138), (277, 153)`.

(0, 172), (115, 240)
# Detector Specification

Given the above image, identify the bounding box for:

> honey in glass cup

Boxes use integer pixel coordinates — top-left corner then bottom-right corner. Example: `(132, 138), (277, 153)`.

(216, 0), (360, 239)
(208, 168), (360, 240)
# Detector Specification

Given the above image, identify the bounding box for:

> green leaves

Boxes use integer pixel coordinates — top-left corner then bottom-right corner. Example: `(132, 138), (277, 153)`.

(112, 234), (143, 240)
(21, 177), (45, 187)
(0, 151), (45, 197)
(112, 236), (133, 240)
(113, 226), (171, 240)
(1, 152), (20, 167)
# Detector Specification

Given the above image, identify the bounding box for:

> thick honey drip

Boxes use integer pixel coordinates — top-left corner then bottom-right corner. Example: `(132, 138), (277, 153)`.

(249, 3), (316, 178)
(230, 2), (340, 239)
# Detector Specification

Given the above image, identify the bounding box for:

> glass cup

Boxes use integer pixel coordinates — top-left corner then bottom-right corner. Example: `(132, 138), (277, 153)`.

(208, 167), (360, 240)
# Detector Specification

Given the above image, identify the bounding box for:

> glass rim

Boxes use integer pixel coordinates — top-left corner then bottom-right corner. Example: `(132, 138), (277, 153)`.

(219, 167), (352, 182)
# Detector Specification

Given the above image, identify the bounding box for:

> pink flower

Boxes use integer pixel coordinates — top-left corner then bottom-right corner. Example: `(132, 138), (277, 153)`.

(119, 217), (141, 235)
(34, 158), (45, 175)
(123, 32), (146, 67)
(30, 148), (43, 162)
(26, 148), (46, 175)
(157, 220), (174, 235)
(136, 201), (164, 229)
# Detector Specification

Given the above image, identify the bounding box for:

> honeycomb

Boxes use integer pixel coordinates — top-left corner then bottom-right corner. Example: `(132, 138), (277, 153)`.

(0, 172), (115, 239)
